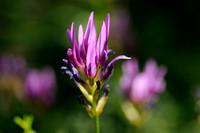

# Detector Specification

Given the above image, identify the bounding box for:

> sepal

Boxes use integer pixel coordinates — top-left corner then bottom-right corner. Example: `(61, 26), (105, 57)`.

(77, 95), (94, 118)
(93, 81), (101, 101)
(96, 84), (110, 116)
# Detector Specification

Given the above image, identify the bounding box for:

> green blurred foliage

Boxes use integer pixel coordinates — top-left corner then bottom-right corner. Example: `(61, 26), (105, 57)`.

(14, 115), (36, 133)
(0, 0), (200, 133)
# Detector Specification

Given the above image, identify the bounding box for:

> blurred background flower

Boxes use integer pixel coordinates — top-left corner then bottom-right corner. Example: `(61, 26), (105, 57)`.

(120, 59), (166, 104)
(0, 53), (27, 113)
(0, 53), (26, 89)
(0, 0), (200, 132)
(0, 53), (57, 113)
(120, 59), (167, 127)
(25, 67), (56, 107)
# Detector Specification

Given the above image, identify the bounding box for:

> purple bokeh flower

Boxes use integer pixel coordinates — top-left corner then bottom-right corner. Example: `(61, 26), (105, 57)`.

(62, 12), (130, 87)
(25, 67), (56, 106)
(0, 53), (27, 93)
(120, 59), (167, 104)
(0, 53), (26, 76)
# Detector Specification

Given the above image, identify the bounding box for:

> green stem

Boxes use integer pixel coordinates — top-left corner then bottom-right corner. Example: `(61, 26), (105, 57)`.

(93, 102), (100, 133)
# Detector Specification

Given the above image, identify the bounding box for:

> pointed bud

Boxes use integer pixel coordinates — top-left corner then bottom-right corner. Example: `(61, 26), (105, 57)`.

(77, 95), (87, 107)
(77, 95), (94, 118)
(93, 81), (101, 101)
(103, 83), (110, 97)
(77, 84), (93, 103)
(96, 96), (108, 116)
(96, 84), (110, 116)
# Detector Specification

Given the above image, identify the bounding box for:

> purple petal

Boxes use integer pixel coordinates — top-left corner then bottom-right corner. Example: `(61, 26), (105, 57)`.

(101, 55), (131, 81)
(99, 50), (108, 65)
(63, 59), (77, 75)
(66, 22), (76, 45)
(100, 21), (106, 53)
(67, 29), (71, 42)
(86, 39), (96, 77)
(62, 59), (83, 83)
(71, 25), (80, 65)
(108, 55), (131, 68)
(82, 12), (96, 65)
(84, 12), (97, 77)
(67, 23), (83, 66)
(84, 12), (94, 40)
(85, 12), (96, 52)
(67, 48), (76, 65)
(108, 49), (115, 55)
(63, 59), (71, 66)
(88, 15), (96, 45)
(96, 21), (106, 63)
(84, 20), (91, 45)
(61, 66), (73, 78)
(75, 44), (84, 66)
(78, 24), (84, 46)
(71, 22), (76, 44)
(79, 43), (86, 61)
(105, 13), (110, 40)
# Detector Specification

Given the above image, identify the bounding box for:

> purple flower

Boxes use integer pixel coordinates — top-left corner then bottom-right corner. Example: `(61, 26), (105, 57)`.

(0, 53), (27, 92)
(25, 67), (56, 106)
(62, 11), (130, 90)
(120, 59), (167, 104)
(62, 12), (130, 118)
(0, 53), (26, 76)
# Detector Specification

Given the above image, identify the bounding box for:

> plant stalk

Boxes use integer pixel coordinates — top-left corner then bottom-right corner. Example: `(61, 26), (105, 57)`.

(93, 102), (100, 133)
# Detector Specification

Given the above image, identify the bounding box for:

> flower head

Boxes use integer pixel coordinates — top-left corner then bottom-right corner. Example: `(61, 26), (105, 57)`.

(62, 12), (130, 117)
(62, 12), (130, 92)
(65, 12), (110, 77)
(120, 59), (167, 104)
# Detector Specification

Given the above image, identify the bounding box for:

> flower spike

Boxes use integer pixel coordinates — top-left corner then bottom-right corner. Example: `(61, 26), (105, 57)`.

(62, 12), (130, 126)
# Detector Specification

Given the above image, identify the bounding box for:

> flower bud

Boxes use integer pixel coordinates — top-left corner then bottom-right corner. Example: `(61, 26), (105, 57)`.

(77, 95), (94, 118)
(96, 96), (108, 116)
(93, 81), (101, 101)
(96, 85), (110, 116)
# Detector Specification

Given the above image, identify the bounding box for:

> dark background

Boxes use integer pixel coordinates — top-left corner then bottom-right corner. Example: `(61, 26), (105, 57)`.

(0, 0), (200, 132)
